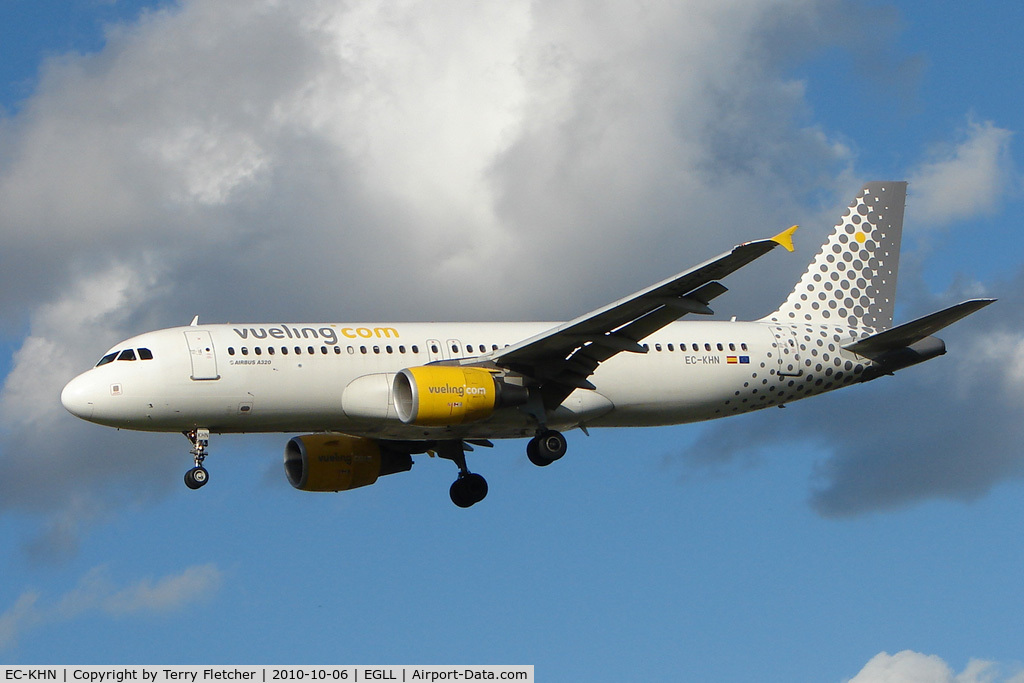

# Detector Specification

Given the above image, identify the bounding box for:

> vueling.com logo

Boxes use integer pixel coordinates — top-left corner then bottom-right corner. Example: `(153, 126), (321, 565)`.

(427, 384), (489, 397)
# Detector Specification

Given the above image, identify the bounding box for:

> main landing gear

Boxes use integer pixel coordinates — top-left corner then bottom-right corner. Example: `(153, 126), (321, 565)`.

(183, 428), (210, 490)
(438, 430), (568, 507)
(527, 429), (567, 467)
(437, 440), (490, 508)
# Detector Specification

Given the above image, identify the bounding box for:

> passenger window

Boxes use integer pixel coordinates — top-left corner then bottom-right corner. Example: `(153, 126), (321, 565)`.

(255, 347), (262, 355)
(412, 345), (419, 354)
(717, 343), (723, 351)
(138, 348), (154, 360)
(268, 347), (275, 356)
(386, 346), (393, 354)
(729, 343), (736, 351)
(347, 346), (355, 354)
(334, 346), (341, 354)
(667, 344), (674, 352)
(741, 343), (748, 351)
(228, 347), (236, 356)
(295, 347), (302, 354)
(321, 346), (328, 354)
(360, 346), (367, 354)
(117, 349), (137, 361)
(241, 347), (249, 356)
(399, 345), (406, 354)
(96, 352), (118, 367)
(655, 344), (662, 352)
(431, 344), (439, 353)
(373, 346), (380, 354)
(704, 343), (711, 351)
(281, 347), (289, 355)
(307, 346), (315, 355)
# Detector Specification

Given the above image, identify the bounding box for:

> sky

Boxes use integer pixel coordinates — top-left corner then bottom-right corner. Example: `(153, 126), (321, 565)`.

(0, 0), (1022, 679)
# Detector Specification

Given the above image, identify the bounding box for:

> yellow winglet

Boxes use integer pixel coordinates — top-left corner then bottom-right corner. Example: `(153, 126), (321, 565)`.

(771, 225), (798, 252)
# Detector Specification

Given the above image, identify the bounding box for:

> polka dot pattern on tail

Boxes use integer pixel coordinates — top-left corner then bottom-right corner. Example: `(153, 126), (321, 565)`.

(765, 182), (906, 333)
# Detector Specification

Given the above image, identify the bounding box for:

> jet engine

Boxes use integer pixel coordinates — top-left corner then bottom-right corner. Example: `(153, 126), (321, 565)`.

(284, 434), (413, 492)
(392, 366), (528, 426)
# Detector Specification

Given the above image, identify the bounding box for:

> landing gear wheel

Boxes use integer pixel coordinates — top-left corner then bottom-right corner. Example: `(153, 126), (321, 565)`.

(449, 472), (488, 508)
(527, 438), (551, 467)
(184, 466), (209, 490)
(528, 430), (567, 466)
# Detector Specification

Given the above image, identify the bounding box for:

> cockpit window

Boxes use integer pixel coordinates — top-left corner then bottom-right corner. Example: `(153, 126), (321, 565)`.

(96, 347), (154, 366)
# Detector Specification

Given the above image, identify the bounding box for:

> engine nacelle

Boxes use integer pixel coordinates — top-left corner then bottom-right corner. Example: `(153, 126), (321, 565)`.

(392, 366), (528, 426)
(284, 434), (412, 492)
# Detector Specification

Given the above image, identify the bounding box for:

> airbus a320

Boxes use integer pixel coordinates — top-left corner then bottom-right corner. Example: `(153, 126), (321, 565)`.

(61, 182), (993, 507)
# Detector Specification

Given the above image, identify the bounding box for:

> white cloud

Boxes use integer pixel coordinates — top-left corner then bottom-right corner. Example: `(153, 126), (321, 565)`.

(0, 592), (41, 653)
(1, 260), (164, 430)
(846, 650), (1023, 683)
(956, 330), (1024, 407)
(0, 564), (222, 651)
(907, 119), (1017, 227)
(0, 0), (850, 326)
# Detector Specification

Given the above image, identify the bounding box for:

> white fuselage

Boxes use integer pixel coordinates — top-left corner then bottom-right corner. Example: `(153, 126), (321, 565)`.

(61, 320), (871, 440)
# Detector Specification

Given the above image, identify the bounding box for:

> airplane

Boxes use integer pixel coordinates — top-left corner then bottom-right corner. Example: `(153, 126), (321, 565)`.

(61, 182), (994, 507)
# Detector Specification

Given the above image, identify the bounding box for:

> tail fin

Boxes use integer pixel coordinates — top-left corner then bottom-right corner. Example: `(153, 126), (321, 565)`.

(764, 181), (907, 331)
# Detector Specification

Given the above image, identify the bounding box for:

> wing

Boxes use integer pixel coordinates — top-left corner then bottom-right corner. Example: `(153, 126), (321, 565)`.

(473, 226), (798, 407)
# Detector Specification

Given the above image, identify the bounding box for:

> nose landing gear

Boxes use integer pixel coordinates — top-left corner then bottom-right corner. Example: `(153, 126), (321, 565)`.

(183, 429), (210, 489)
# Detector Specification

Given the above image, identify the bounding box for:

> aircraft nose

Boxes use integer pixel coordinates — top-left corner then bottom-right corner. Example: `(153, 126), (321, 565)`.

(61, 373), (96, 420)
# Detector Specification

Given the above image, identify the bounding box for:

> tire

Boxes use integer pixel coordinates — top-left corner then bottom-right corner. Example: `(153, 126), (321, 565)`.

(184, 467), (208, 490)
(527, 437), (553, 467)
(450, 479), (474, 508)
(536, 430), (567, 461)
(463, 472), (488, 503)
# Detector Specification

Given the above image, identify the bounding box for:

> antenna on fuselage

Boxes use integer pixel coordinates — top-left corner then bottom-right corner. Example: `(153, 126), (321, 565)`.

(190, 315), (200, 327)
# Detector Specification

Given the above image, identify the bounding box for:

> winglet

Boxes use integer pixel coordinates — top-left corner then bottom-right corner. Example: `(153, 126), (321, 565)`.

(771, 225), (798, 252)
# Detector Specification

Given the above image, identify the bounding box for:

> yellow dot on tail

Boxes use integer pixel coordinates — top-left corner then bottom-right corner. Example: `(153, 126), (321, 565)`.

(855, 231), (867, 243)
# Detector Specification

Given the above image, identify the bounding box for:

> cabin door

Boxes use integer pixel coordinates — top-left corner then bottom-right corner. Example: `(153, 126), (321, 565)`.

(185, 330), (220, 380)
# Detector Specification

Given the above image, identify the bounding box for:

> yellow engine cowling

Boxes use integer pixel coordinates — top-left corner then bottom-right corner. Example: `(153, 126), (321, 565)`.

(393, 366), (527, 426)
(284, 434), (412, 492)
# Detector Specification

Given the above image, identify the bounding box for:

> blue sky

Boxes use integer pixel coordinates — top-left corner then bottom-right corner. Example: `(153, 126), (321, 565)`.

(1, 1), (1023, 681)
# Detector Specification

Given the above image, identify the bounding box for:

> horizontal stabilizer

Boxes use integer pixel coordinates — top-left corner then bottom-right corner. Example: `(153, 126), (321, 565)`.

(844, 298), (996, 357)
